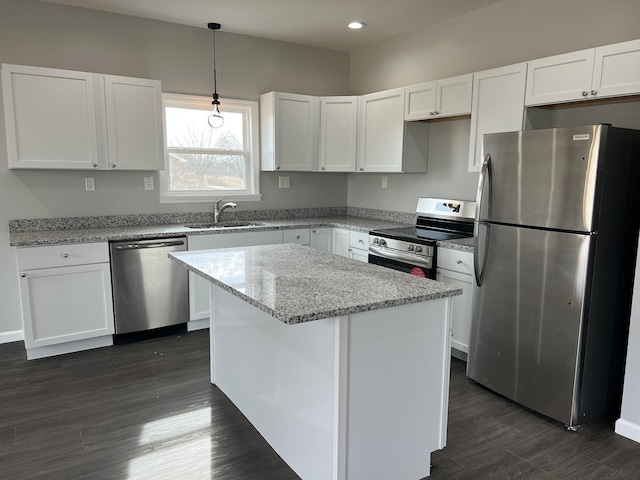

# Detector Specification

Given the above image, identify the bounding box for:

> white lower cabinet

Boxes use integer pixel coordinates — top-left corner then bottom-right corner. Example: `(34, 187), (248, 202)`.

(15, 243), (114, 359)
(310, 228), (333, 252)
(332, 228), (350, 257)
(283, 228), (310, 245)
(187, 231), (283, 329)
(436, 248), (474, 358)
(348, 230), (369, 262)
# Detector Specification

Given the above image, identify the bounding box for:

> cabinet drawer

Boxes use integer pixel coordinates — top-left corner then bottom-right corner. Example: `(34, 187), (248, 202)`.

(349, 230), (369, 250)
(437, 248), (473, 275)
(16, 242), (109, 270)
(283, 228), (310, 245)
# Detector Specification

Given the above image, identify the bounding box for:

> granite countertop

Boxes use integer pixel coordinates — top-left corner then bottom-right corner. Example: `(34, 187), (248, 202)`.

(437, 237), (474, 252)
(9, 216), (411, 247)
(170, 243), (462, 325)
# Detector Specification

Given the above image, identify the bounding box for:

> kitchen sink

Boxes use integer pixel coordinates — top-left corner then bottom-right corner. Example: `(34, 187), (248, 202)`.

(183, 221), (264, 229)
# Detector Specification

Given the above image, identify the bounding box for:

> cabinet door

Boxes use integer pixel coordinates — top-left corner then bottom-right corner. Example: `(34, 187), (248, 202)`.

(332, 228), (350, 257)
(103, 75), (164, 170)
(436, 268), (473, 354)
(318, 96), (358, 172)
(260, 92), (316, 171)
(348, 247), (369, 263)
(592, 39), (640, 99)
(404, 81), (437, 120)
(525, 49), (595, 106)
(468, 63), (527, 172)
(1, 64), (101, 169)
(283, 228), (310, 245)
(188, 231), (284, 322)
(310, 228), (333, 252)
(357, 88), (406, 172)
(437, 74), (473, 117)
(19, 263), (114, 349)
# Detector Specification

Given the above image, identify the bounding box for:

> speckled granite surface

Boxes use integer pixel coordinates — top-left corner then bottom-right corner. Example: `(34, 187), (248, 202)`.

(170, 243), (462, 325)
(437, 237), (474, 253)
(9, 216), (412, 247)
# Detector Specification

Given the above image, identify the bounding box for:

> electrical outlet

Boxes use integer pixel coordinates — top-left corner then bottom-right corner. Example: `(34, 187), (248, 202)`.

(85, 178), (95, 191)
(381, 176), (388, 189)
(279, 176), (290, 189)
(144, 176), (154, 191)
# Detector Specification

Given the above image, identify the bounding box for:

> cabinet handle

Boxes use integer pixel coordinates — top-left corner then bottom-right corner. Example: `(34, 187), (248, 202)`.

(21, 273), (26, 278)
(591, 90), (597, 96)
(62, 253), (70, 258)
(582, 91), (589, 97)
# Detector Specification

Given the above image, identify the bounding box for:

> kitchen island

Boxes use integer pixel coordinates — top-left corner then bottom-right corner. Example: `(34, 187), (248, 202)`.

(169, 243), (461, 480)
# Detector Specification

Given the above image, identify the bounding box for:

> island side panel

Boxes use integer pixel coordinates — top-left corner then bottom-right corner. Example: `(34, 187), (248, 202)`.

(210, 285), (339, 480)
(346, 298), (452, 480)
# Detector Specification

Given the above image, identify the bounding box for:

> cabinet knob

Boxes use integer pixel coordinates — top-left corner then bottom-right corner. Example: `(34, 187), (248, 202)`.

(582, 91), (589, 97)
(429, 112), (435, 116)
(276, 166), (280, 170)
(358, 239), (364, 244)
(20, 273), (26, 278)
(93, 163), (98, 168)
(591, 90), (597, 96)
(312, 230), (316, 233)
(359, 168), (364, 171)
(111, 164), (117, 168)
(321, 167), (325, 171)
(296, 235), (300, 239)
(62, 253), (70, 258)
(456, 259), (462, 264)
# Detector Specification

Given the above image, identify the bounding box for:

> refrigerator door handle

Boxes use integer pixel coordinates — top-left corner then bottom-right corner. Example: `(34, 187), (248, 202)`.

(474, 154), (492, 287)
(475, 153), (492, 222)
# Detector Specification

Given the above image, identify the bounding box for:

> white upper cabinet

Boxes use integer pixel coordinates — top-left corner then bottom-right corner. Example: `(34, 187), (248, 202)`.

(103, 75), (164, 170)
(592, 39), (640, 98)
(318, 96), (358, 172)
(357, 88), (428, 173)
(2, 64), (101, 169)
(404, 74), (473, 120)
(525, 49), (596, 106)
(526, 39), (640, 106)
(260, 92), (316, 171)
(1, 64), (165, 170)
(468, 63), (527, 172)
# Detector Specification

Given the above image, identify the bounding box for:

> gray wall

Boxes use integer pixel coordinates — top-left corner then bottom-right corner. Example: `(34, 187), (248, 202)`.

(347, 0), (640, 212)
(0, 0), (350, 334)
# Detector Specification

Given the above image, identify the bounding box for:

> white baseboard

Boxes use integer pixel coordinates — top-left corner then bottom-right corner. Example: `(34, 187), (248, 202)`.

(615, 418), (640, 444)
(187, 318), (210, 331)
(0, 330), (23, 344)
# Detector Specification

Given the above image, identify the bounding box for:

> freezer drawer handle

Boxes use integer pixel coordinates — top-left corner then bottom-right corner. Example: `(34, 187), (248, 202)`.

(113, 240), (185, 250)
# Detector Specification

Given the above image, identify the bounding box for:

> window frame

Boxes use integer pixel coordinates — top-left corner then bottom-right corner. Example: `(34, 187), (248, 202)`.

(160, 93), (261, 203)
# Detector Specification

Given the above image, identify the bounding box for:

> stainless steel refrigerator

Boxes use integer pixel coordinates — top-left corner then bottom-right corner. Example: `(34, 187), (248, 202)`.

(467, 124), (640, 428)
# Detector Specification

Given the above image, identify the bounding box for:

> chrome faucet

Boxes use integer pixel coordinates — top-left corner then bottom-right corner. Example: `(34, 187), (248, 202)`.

(213, 199), (237, 224)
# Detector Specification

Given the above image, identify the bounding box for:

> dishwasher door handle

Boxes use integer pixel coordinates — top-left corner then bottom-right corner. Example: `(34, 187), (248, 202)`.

(113, 240), (186, 250)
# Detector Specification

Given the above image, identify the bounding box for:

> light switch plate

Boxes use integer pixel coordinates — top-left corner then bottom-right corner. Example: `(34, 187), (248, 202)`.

(144, 176), (154, 191)
(85, 178), (95, 191)
(279, 176), (290, 189)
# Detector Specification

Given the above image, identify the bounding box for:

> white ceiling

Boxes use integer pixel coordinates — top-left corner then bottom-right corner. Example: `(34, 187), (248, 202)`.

(39, 0), (504, 52)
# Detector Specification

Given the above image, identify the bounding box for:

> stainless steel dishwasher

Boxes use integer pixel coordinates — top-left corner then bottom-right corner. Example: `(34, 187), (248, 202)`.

(110, 237), (188, 335)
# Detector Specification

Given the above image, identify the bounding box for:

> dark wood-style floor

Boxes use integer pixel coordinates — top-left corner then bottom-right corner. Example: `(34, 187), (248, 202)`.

(1, 330), (639, 480)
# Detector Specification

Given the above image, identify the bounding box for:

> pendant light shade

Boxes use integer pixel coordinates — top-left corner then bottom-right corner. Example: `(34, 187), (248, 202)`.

(208, 22), (224, 129)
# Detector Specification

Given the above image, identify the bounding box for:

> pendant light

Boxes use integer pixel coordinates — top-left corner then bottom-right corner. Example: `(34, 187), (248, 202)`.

(208, 22), (224, 129)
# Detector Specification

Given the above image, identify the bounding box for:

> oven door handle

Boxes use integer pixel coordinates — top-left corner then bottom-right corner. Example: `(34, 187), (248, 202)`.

(368, 245), (432, 268)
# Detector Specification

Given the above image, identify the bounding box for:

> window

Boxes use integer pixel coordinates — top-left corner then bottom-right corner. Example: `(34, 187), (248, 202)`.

(160, 93), (260, 203)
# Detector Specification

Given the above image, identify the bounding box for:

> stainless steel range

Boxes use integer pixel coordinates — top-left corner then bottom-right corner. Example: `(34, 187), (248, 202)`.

(368, 198), (475, 279)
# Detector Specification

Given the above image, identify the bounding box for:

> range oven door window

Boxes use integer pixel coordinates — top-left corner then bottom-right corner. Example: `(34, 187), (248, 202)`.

(368, 254), (435, 279)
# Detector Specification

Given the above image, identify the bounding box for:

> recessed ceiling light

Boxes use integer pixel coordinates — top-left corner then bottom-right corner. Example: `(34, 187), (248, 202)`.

(347, 21), (366, 30)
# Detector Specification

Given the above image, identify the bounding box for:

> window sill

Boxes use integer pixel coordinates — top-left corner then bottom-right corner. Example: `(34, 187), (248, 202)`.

(159, 193), (262, 204)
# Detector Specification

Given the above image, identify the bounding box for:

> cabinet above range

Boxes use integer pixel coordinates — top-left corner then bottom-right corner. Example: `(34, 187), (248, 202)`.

(1, 64), (164, 170)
